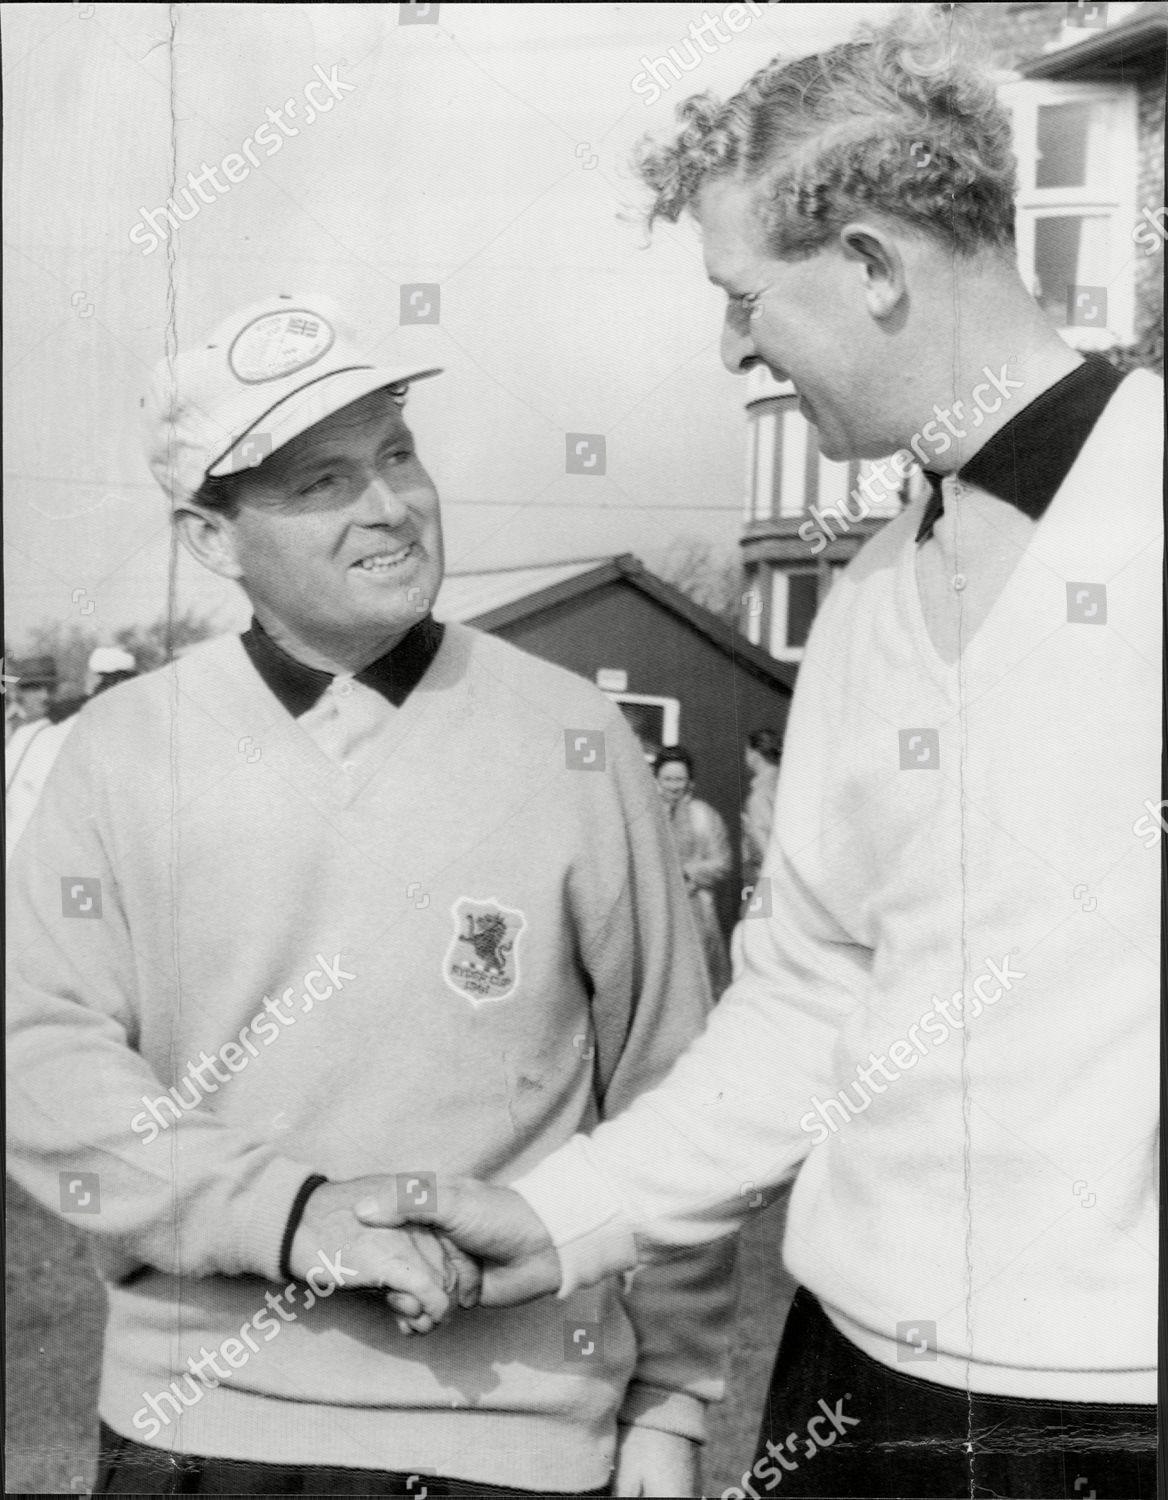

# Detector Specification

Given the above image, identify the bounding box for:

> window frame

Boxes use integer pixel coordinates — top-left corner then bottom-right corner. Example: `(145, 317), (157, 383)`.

(1000, 77), (1138, 349)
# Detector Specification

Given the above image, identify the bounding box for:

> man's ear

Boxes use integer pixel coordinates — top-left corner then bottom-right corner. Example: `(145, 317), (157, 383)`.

(838, 221), (907, 322)
(173, 505), (244, 582)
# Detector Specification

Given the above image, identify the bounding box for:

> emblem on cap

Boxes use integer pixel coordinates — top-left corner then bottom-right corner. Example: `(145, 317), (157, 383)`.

(443, 897), (526, 1006)
(228, 309), (335, 384)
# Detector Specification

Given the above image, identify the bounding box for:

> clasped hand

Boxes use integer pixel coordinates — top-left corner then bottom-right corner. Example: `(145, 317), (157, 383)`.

(288, 1173), (560, 1334)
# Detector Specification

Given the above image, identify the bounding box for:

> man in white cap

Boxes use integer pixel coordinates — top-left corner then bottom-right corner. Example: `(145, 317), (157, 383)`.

(7, 293), (731, 1496)
(86, 645), (139, 699)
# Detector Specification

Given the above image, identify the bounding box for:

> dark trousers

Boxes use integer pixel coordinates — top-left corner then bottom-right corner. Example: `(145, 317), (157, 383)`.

(95, 1422), (611, 1496)
(741, 1288), (1156, 1499)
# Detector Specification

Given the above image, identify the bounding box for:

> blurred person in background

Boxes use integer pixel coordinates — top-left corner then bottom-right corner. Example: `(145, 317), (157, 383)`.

(653, 746), (732, 997)
(6, 647), (139, 864)
(739, 727), (782, 902)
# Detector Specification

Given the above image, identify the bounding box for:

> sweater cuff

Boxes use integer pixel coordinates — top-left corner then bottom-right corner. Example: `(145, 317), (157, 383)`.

(279, 1173), (330, 1283)
(511, 1135), (638, 1297)
(231, 1157), (327, 1283)
(617, 1382), (707, 1445)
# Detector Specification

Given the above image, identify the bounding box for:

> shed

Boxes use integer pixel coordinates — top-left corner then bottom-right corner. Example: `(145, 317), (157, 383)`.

(438, 554), (796, 935)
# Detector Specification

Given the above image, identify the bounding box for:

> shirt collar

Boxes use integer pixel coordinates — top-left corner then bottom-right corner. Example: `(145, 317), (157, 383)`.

(241, 614), (445, 718)
(916, 357), (1124, 544)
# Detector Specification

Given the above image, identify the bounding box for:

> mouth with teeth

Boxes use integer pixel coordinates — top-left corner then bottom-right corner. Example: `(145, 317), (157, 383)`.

(351, 541), (418, 575)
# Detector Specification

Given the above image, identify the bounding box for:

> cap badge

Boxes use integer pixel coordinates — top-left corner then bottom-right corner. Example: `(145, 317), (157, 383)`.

(228, 309), (335, 384)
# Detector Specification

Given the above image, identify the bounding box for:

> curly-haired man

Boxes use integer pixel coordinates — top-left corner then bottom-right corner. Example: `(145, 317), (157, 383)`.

(359, 9), (1162, 1496)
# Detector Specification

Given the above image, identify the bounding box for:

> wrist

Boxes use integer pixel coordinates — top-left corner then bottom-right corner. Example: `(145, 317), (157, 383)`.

(280, 1173), (329, 1282)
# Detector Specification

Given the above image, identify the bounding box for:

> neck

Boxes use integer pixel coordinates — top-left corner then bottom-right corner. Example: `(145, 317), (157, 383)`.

(251, 608), (412, 676)
(892, 260), (1083, 473)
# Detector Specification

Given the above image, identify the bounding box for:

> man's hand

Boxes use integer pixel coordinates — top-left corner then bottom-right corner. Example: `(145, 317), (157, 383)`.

(353, 1174), (561, 1308)
(290, 1177), (481, 1334)
(614, 1427), (700, 1498)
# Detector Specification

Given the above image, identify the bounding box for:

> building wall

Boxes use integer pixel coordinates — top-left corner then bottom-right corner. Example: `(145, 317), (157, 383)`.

(488, 580), (792, 934)
(1135, 66), (1166, 346)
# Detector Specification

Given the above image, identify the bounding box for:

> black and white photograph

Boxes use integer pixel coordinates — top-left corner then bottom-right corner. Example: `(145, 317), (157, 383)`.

(4, 2), (1163, 1495)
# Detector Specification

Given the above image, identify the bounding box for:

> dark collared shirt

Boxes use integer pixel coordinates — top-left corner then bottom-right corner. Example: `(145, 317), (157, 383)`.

(241, 613), (445, 717)
(917, 357), (1124, 544)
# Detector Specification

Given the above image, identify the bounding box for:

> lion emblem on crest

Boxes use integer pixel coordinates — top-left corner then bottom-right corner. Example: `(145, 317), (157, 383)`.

(443, 897), (526, 1005)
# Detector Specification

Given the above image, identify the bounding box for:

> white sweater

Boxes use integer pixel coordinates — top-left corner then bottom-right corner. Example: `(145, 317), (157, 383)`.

(516, 369), (1162, 1403)
(7, 623), (731, 1490)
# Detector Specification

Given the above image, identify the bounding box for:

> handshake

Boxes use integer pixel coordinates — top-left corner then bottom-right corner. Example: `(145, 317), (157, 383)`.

(288, 1173), (563, 1333)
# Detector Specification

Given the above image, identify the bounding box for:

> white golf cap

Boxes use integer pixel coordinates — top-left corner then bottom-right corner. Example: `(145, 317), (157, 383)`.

(142, 293), (442, 506)
(88, 646), (137, 675)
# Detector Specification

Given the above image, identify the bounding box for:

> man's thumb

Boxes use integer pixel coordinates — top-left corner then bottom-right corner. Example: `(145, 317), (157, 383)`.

(480, 1247), (562, 1306)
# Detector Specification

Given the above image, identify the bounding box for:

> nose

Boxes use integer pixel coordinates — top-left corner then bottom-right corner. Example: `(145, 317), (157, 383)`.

(720, 311), (762, 376)
(355, 471), (411, 527)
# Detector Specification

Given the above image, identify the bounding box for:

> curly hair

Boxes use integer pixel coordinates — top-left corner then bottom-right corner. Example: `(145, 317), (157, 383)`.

(633, 4), (1017, 259)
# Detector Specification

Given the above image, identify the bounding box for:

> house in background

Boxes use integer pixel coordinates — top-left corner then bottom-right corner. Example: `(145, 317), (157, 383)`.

(437, 554), (795, 934)
(739, 0), (1166, 662)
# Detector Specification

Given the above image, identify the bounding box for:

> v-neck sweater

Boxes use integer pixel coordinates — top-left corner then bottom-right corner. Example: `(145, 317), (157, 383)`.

(6, 621), (731, 1489)
(514, 368), (1162, 1404)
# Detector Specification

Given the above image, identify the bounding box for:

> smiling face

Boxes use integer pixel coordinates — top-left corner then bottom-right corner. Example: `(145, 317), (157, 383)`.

(185, 388), (444, 673)
(697, 177), (897, 461)
(655, 759), (692, 807)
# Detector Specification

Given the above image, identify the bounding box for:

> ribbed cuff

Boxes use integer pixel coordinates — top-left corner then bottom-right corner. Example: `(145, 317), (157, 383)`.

(511, 1135), (638, 1297)
(617, 1381), (707, 1444)
(229, 1157), (327, 1283)
(279, 1173), (330, 1283)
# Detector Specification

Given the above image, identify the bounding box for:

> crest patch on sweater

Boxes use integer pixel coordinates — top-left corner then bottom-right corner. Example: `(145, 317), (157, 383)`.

(443, 897), (526, 1005)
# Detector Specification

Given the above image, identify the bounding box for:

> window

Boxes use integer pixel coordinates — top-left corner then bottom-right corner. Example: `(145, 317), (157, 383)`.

(778, 406), (810, 517)
(769, 568), (819, 661)
(753, 409), (776, 521)
(1001, 80), (1137, 349)
(609, 694), (680, 756)
(742, 569), (764, 646)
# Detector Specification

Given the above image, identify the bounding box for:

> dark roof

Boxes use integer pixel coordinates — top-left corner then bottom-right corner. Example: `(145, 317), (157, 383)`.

(464, 553), (798, 694)
(1021, 2), (1167, 77)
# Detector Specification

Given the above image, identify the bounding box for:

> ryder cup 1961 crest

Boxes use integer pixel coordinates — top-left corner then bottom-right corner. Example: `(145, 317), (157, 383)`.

(443, 897), (526, 1006)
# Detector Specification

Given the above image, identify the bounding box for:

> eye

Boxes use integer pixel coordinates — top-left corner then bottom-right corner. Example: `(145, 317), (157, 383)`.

(379, 446), (413, 468)
(299, 472), (344, 498)
(729, 288), (767, 323)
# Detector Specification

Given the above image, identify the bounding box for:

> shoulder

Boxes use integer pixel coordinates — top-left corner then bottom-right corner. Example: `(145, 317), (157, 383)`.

(67, 635), (245, 739)
(440, 623), (629, 728)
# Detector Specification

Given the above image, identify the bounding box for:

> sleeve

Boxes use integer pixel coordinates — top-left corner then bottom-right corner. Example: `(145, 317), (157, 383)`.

(570, 708), (736, 1444)
(5, 715), (319, 1285)
(682, 802), (732, 890)
(513, 617), (869, 1301)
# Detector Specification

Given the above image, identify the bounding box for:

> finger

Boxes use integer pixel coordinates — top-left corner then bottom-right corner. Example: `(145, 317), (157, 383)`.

(385, 1290), (424, 1319)
(355, 1238), (451, 1323)
(480, 1247), (562, 1307)
(439, 1232), (482, 1309)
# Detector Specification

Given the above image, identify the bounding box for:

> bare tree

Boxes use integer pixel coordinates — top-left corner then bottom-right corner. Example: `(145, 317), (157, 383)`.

(654, 535), (745, 627)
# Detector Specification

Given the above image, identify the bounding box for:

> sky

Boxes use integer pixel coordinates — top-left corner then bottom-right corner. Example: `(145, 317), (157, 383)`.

(3, 1), (894, 644)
